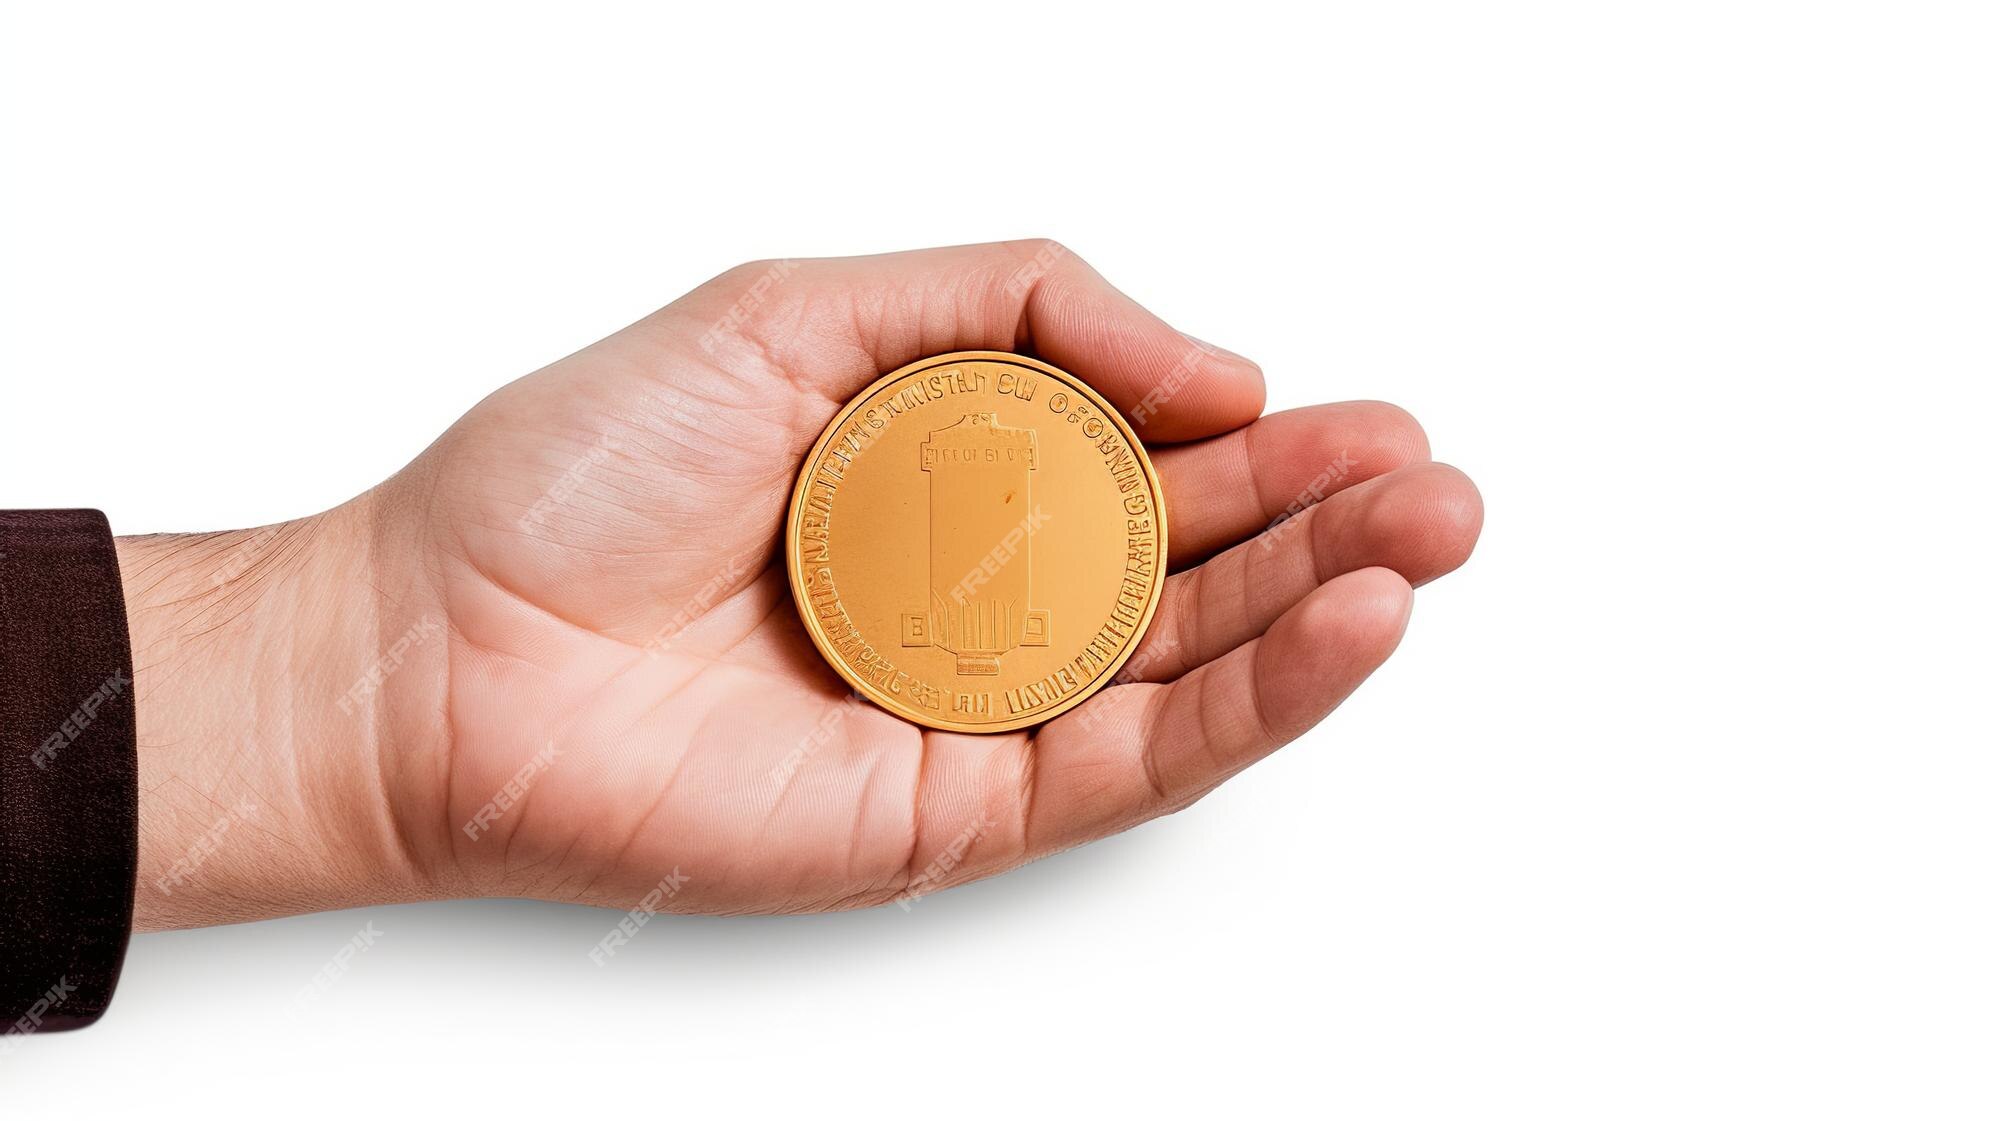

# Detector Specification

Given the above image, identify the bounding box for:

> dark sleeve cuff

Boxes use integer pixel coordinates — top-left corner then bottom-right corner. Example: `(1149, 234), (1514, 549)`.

(1, 509), (138, 1036)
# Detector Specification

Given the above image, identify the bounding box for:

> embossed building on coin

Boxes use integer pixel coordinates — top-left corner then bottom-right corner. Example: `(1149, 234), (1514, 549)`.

(903, 413), (1050, 675)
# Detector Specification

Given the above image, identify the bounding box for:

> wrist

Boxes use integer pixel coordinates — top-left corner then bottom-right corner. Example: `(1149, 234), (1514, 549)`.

(120, 495), (444, 930)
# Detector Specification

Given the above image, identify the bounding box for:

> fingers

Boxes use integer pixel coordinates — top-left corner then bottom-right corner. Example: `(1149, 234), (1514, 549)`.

(1150, 401), (1433, 567)
(671, 240), (1267, 442)
(1012, 246), (1263, 442)
(1021, 568), (1414, 857)
(1130, 462), (1481, 682)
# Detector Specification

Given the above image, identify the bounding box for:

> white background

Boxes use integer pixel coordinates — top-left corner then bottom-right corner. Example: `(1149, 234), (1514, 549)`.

(3, 2), (1996, 1116)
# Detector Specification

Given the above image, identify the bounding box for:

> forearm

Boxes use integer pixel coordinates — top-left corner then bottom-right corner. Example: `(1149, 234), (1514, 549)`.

(118, 495), (442, 930)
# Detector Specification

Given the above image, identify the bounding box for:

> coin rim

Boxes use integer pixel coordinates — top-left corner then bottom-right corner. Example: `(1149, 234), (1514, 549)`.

(784, 350), (1169, 734)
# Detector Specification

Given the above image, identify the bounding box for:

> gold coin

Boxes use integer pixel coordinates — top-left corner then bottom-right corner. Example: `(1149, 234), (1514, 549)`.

(785, 351), (1168, 733)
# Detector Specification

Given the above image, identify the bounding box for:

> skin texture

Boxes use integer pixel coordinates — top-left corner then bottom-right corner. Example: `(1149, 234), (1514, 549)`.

(118, 241), (1484, 930)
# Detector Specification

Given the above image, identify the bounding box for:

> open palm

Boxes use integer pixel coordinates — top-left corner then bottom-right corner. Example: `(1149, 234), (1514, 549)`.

(373, 241), (1482, 915)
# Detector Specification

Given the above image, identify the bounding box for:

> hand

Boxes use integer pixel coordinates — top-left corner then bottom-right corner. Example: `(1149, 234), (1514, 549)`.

(122, 241), (1482, 928)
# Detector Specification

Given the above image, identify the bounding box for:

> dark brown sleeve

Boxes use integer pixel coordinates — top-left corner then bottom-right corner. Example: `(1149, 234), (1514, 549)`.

(1, 510), (137, 1036)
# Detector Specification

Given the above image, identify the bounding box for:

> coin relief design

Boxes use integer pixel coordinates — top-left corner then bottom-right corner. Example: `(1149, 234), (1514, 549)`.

(786, 351), (1168, 733)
